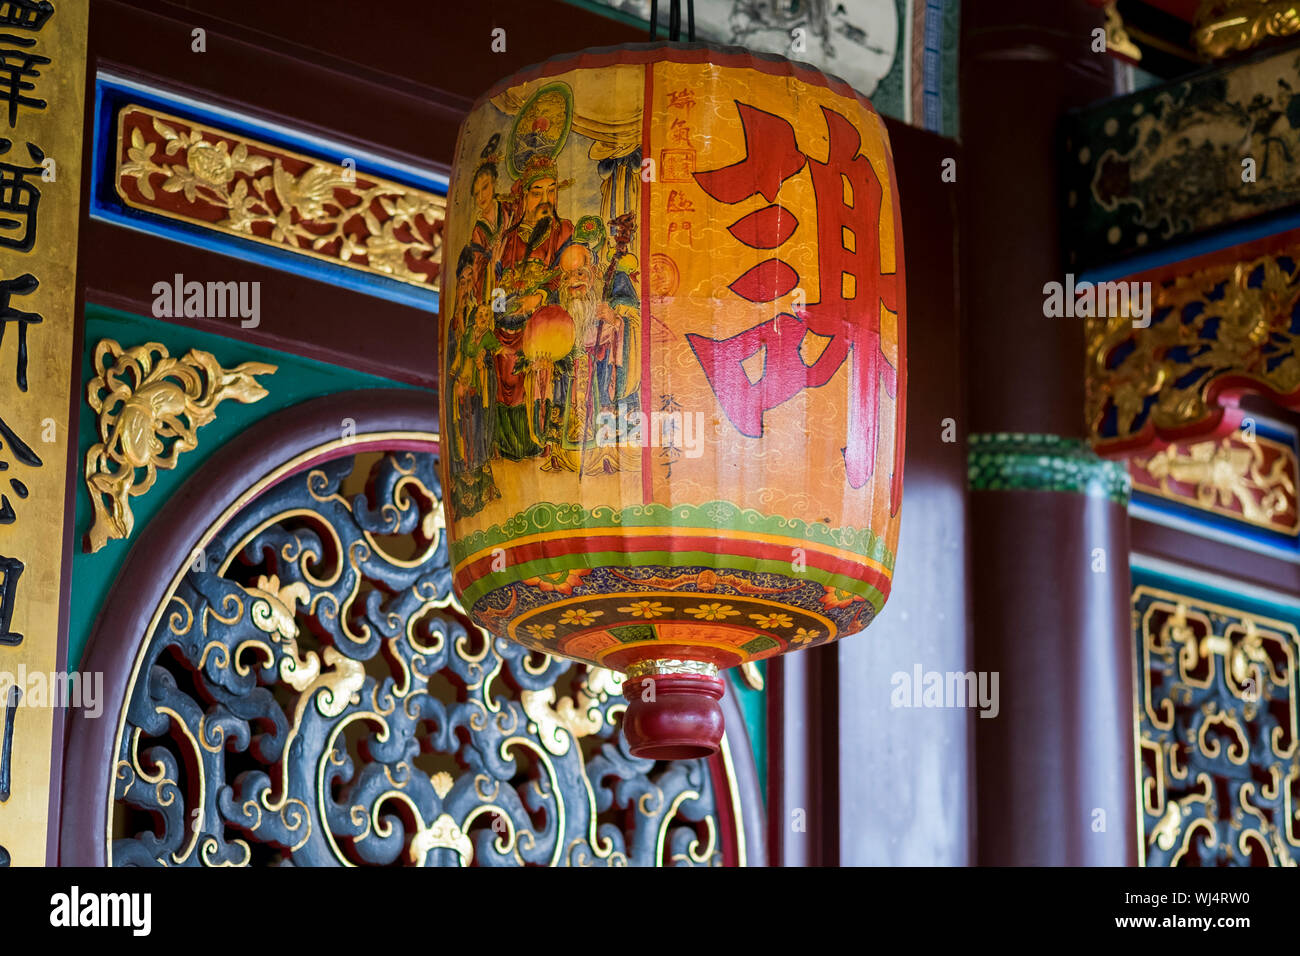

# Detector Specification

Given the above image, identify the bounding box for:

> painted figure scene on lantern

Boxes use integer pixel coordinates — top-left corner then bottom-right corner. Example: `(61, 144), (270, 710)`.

(444, 80), (641, 513)
(439, 51), (905, 676)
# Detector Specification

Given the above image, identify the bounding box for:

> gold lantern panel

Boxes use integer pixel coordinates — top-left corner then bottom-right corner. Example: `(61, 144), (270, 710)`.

(439, 44), (905, 755)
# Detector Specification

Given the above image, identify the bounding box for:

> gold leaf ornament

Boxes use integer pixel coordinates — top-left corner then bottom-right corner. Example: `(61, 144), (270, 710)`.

(1194, 0), (1300, 57)
(248, 574), (310, 639)
(83, 340), (276, 553)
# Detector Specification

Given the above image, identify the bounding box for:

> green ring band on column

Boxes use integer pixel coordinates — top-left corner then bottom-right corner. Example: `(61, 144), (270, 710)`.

(967, 433), (1130, 506)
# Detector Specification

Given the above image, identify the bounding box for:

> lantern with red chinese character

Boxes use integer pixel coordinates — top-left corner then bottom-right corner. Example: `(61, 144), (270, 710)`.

(439, 43), (906, 759)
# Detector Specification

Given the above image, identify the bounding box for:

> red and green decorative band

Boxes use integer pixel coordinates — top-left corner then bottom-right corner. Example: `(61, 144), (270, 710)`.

(450, 500), (894, 667)
(455, 532), (891, 608)
(452, 500), (891, 581)
(450, 500), (892, 565)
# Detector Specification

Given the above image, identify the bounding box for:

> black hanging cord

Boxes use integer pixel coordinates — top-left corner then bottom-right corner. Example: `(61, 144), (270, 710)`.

(650, 0), (693, 42)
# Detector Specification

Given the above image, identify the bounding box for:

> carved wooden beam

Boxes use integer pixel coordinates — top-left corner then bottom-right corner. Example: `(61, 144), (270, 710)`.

(1195, 0), (1300, 58)
(1062, 43), (1300, 274)
(112, 102), (446, 293)
(1087, 233), (1300, 456)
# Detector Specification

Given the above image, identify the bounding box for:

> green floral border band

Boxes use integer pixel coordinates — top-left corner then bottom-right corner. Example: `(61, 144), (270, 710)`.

(448, 499), (895, 572)
(968, 433), (1130, 506)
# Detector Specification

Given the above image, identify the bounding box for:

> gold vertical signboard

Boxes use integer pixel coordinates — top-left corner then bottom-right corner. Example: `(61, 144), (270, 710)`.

(0, 0), (87, 865)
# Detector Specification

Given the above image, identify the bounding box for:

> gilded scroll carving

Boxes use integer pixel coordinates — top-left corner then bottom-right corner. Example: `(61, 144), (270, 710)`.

(110, 451), (726, 866)
(1102, 1), (1142, 61)
(83, 340), (275, 553)
(1134, 585), (1300, 865)
(1130, 430), (1299, 534)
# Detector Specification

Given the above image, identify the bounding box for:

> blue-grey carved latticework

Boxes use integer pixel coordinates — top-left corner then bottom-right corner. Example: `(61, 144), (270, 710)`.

(1134, 584), (1300, 866)
(111, 450), (724, 866)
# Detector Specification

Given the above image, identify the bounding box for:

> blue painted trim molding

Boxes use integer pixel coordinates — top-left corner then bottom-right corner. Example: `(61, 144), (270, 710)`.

(90, 72), (446, 312)
(1079, 208), (1300, 286)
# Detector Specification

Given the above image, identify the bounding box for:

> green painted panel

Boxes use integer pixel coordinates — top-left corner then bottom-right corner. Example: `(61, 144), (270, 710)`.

(68, 305), (431, 667)
(728, 663), (767, 806)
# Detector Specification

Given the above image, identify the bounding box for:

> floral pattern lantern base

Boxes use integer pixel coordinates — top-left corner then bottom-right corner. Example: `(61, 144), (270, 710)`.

(439, 43), (906, 759)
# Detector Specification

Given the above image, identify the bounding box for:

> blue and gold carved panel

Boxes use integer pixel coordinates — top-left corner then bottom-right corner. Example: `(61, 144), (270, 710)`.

(1133, 573), (1300, 866)
(90, 74), (447, 310)
(110, 449), (737, 866)
(1087, 237), (1300, 456)
(1062, 46), (1300, 274)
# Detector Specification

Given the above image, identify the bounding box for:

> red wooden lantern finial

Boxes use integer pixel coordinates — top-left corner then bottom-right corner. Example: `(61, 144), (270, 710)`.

(621, 665), (726, 759)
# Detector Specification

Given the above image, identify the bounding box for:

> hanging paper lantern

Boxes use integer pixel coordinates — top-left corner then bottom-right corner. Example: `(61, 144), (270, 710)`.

(439, 43), (906, 759)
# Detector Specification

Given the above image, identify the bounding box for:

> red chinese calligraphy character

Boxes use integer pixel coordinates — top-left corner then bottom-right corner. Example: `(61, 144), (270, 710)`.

(693, 103), (805, 204)
(688, 103), (902, 509)
(667, 220), (693, 245)
(666, 189), (695, 213)
(667, 88), (697, 111)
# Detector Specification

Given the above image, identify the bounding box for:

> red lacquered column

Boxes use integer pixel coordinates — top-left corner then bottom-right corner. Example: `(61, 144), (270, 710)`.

(962, 0), (1138, 865)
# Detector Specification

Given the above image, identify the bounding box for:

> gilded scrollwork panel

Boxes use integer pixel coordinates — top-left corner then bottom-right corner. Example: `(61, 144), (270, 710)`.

(1087, 244), (1300, 456)
(110, 450), (727, 866)
(1133, 584), (1300, 866)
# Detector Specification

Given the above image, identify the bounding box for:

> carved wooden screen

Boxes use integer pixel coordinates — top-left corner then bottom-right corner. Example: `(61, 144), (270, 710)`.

(1132, 573), (1300, 866)
(108, 447), (742, 866)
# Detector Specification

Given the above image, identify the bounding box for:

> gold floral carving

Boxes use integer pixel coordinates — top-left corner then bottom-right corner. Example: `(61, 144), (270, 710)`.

(1131, 431), (1299, 533)
(1194, 0), (1300, 58)
(1087, 246), (1300, 453)
(116, 106), (445, 289)
(83, 340), (276, 553)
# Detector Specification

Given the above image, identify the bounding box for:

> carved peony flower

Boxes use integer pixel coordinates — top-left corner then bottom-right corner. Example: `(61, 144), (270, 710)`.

(187, 140), (234, 186)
